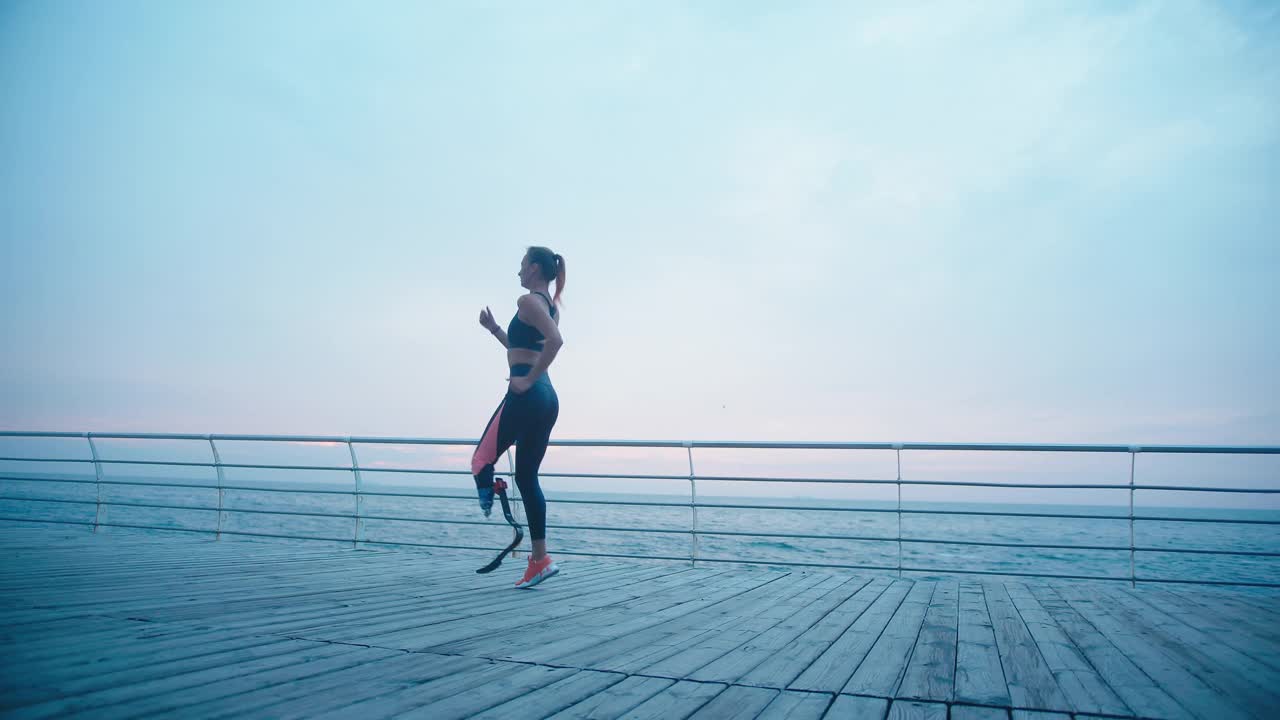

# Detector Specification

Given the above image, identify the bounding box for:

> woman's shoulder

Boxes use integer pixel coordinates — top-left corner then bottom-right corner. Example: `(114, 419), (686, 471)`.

(517, 292), (554, 311)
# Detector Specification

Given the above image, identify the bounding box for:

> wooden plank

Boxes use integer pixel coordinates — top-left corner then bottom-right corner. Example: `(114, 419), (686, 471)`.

(122, 558), (589, 622)
(1085, 581), (1280, 714)
(1026, 583), (1193, 720)
(3, 553), (410, 599)
(954, 582), (1011, 707)
(779, 577), (906, 692)
(8, 576), (427, 627)
(885, 699), (945, 720)
(305, 564), (680, 648)
(546, 675), (676, 719)
(75, 646), (398, 720)
(0, 547), (358, 581)
(1052, 581), (1255, 720)
(1119, 586), (1280, 671)
(3, 618), (218, 664)
(0, 608), (99, 630)
(823, 694), (887, 719)
(897, 580), (959, 702)
(688, 575), (871, 684)
(453, 570), (767, 664)
(841, 581), (937, 697)
(3, 631), (310, 708)
(1158, 587), (1280, 651)
(981, 581), (1068, 712)
(615, 679), (726, 720)
(0, 570), (394, 618)
(189, 652), (492, 720)
(305, 659), (571, 720)
(536, 571), (805, 669)
(950, 706), (1008, 720)
(755, 690), (832, 720)
(369, 567), (737, 653)
(419, 667), (605, 720)
(9, 640), (362, 719)
(227, 562), (658, 640)
(1003, 582), (1129, 716)
(603, 572), (833, 677)
(469, 669), (626, 719)
(686, 685), (779, 719)
(3, 629), (303, 700)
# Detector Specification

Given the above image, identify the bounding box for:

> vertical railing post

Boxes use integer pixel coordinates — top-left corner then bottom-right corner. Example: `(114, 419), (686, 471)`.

(686, 441), (698, 567)
(895, 444), (903, 578)
(348, 440), (363, 550)
(87, 434), (104, 533)
(209, 438), (226, 540)
(1129, 447), (1138, 588)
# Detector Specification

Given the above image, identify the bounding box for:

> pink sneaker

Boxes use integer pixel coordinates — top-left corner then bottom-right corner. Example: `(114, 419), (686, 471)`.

(515, 554), (559, 589)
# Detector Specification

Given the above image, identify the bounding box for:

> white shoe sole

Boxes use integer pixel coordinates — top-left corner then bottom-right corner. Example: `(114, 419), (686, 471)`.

(516, 563), (559, 589)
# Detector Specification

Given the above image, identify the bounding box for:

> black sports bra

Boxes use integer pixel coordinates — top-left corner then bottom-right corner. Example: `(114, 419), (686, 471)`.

(507, 292), (557, 351)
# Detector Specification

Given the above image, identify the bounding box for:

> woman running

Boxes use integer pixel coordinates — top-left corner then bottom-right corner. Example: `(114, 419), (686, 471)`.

(472, 246), (565, 588)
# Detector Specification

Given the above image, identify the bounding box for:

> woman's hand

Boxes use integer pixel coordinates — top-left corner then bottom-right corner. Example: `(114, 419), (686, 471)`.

(478, 306), (499, 333)
(508, 375), (533, 395)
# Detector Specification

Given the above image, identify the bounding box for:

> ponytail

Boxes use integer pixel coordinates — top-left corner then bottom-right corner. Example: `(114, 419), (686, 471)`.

(553, 253), (566, 305)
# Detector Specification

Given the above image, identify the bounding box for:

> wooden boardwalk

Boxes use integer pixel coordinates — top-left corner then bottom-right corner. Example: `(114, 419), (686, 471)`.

(1, 526), (1278, 720)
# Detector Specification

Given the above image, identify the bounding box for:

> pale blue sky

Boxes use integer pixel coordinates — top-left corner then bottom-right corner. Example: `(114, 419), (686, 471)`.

(2, 0), (1278, 454)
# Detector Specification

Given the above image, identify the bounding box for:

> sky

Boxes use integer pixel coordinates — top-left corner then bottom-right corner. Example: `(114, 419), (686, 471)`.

(1, 1), (1278, 503)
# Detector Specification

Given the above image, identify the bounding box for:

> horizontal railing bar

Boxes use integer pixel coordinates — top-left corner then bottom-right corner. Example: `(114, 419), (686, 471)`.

(539, 471), (699, 481)
(5, 496), (1278, 558)
(892, 507), (1280, 524)
(3, 431), (1279, 454)
(263, 488), (672, 506)
(0, 457), (93, 463)
(1137, 485), (1280, 494)
(116, 523), (356, 543)
(1133, 546), (1280, 557)
(896, 564), (1280, 587)
(697, 476), (1280, 493)
(1130, 515), (1280, 525)
(123, 460), (355, 472)
(0, 475), (355, 495)
(0, 432), (90, 438)
(4, 461), (1276, 494)
(4, 475), (1278, 525)
(0, 457), (428, 472)
(357, 539), (698, 560)
(0, 458), (358, 472)
(0, 516), (364, 544)
(0, 496), (97, 506)
(0, 516), (96, 527)
(356, 467), (469, 475)
(1122, 576), (1280, 588)
(0, 497), (350, 519)
(689, 555), (1093, 577)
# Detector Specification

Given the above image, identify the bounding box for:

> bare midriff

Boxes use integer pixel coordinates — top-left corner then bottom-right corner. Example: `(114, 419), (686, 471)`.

(507, 348), (541, 368)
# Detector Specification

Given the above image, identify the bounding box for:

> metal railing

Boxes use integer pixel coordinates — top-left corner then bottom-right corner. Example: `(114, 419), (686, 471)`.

(1, 431), (1278, 588)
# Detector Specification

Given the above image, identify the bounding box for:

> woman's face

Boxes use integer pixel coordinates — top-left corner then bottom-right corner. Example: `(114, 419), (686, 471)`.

(518, 253), (533, 288)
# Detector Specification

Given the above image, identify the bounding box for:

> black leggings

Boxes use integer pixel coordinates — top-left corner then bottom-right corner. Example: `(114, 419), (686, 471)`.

(470, 366), (559, 541)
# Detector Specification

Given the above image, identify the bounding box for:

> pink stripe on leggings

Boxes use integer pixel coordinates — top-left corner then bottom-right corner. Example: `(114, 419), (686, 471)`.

(471, 400), (506, 475)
